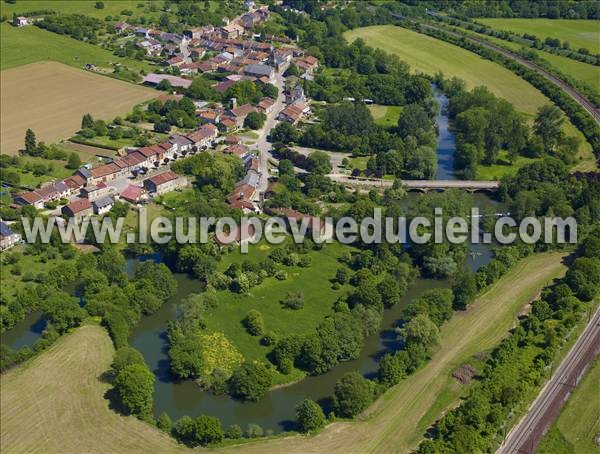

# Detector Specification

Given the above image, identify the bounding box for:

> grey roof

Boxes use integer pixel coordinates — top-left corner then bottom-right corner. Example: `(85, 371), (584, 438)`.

(243, 171), (259, 188)
(93, 196), (114, 209)
(0, 221), (14, 237)
(243, 64), (273, 76)
(169, 134), (194, 146)
(78, 168), (92, 179)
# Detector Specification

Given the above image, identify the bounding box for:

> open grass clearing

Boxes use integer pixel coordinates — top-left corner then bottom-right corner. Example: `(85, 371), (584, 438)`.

(0, 323), (183, 453)
(0, 22), (152, 72)
(219, 251), (568, 453)
(1, 61), (156, 155)
(478, 18), (600, 54)
(343, 25), (596, 173)
(368, 104), (403, 128)
(537, 358), (600, 454)
(203, 241), (355, 371)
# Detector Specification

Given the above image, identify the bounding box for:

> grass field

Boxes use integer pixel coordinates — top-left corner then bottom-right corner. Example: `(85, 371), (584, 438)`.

(453, 25), (600, 87)
(344, 25), (596, 174)
(0, 22), (151, 71)
(537, 359), (600, 454)
(0, 323), (183, 453)
(205, 241), (355, 367)
(368, 104), (403, 128)
(1, 61), (156, 155)
(219, 251), (568, 453)
(478, 19), (600, 54)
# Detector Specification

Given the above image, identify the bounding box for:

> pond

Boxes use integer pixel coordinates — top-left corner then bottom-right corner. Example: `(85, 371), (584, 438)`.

(1, 311), (46, 351)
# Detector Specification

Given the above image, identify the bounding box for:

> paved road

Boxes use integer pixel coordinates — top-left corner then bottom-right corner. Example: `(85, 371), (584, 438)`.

(498, 306), (600, 454)
(392, 13), (600, 124)
(255, 71), (286, 195)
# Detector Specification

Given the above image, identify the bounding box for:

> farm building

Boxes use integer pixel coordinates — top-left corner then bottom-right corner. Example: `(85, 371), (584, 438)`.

(143, 171), (187, 195)
(62, 198), (93, 220)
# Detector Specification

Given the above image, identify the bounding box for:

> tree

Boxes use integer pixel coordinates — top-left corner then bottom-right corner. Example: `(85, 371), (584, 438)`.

(270, 122), (298, 144)
(67, 152), (82, 169)
(193, 415), (223, 445)
(95, 1), (105, 9)
(225, 424), (243, 439)
(377, 350), (409, 387)
(169, 335), (204, 379)
(81, 113), (94, 129)
(154, 120), (171, 133)
(24, 129), (36, 154)
(306, 151), (332, 175)
(534, 105), (564, 152)
(111, 347), (146, 375)
(228, 361), (273, 401)
(398, 314), (440, 353)
(157, 79), (173, 91)
(243, 309), (264, 336)
(114, 363), (155, 416)
(295, 399), (326, 433)
(157, 412), (173, 432)
(244, 111), (266, 130)
(452, 272), (477, 310)
(43, 293), (86, 334)
(333, 372), (373, 418)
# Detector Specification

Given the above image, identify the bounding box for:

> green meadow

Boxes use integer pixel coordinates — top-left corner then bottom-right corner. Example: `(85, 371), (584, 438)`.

(478, 18), (600, 54)
(0, 22), (151, 71)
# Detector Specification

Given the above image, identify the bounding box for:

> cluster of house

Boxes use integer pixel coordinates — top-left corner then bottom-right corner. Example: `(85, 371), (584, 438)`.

(11, 122), (219, 218)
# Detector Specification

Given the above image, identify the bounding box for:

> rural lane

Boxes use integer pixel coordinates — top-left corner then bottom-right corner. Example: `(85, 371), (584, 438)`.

(498, 305), (600, 454)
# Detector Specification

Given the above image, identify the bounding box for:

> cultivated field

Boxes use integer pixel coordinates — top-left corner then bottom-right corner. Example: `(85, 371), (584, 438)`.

(0, 23), (151, 71)
(0, 61), (155, 154)
(537, 359), (600, 454)
(0, 323), (183, 453)
(478, 19), (600, 54)
(344, 25), (596, 175)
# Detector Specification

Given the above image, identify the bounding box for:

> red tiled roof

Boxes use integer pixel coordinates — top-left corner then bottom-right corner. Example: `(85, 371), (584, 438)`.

(120, 185), (144, 203)
(16, 191), (43, 204)
(146, 170), (180, 187)
(65, 198), (92, 214)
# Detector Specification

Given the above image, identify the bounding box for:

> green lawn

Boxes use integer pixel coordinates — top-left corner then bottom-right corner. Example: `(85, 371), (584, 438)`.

(0, 1), (158, 20)
(475, 150), (538, 180)
(368, 104), (403, 128)
(202, 241), (355, 379)
(537, 359), (600, 454)
(478, 18), (600, 54)
(0, 22), (151, 71)
(348, 156), (369, 171)
(4, 156), (75, 190)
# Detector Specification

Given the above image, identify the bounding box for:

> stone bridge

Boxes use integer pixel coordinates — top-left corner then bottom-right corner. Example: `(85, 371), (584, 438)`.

(329, 174), (500, 193)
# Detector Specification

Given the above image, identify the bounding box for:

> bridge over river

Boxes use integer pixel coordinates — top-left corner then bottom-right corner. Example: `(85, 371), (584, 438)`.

(329, 174), (500, 192)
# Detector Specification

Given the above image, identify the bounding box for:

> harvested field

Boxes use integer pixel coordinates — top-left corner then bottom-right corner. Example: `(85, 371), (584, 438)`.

(0, 323), (182, 453)
(0, 61), (155, 155)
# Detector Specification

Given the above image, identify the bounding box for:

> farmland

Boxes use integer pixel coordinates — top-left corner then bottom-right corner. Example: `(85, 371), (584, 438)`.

(0, 323), (183, 453)
(0, 22), (151, 71)
(0, 61), (155, 155)
(478, 18), (600, 54)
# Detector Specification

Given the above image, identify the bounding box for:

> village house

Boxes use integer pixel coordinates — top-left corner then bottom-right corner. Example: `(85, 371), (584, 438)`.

(63, 174), (87, 194)
(14, 191), (44, 209)
(92, 196), (115, 215)
(81, 182), (111, 201)
(189, 47), (206, 59)
(279, 102), (308, 124)
(219, 117), (237, 131)
(296, 55), (319, 75)
(35, 181), (70, 202)
(269, 207), (329, 237)
(134, 27), (151, 38)
(119, 185), (145, 204)
(62, 198), (93, 220)
(169, 134), (195, 156)
(223, 103), (258, 128)
(0, 221), (21, 251)
(167, 55), (185, 67)
(286, 83), (306, 104)
(224, 135), (242, 145)
(223, 143), (250, 157)
(226, 182), (258, 213)
(186, 124), (219, 150)
(114, 21), (131, 34)
(219, 23), (244, 40)
(137, 38), (162, 56)
(215, 221), (256, 247)
(258, 97), (276, 114)
(143, 171), (187, 196)
(197, 109), (222, 124)
(242, 63), (274, 82)
(143, 74), (192, 89)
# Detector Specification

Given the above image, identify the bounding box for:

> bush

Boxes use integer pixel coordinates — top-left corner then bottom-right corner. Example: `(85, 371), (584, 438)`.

(261, 331), (278, 346)
(281, 291), (304, 310)
(225, 424), (243, 439)
(295, 399), (326, 433)
(245, 423), (264, 438)
(275, 270), (288, 280)
(333, 372), (373, 418)
(243, 309), (264, 336)
(228, 362), (273, 401)
(157, 412), (173, 432)
(114, 363), (155, 417)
